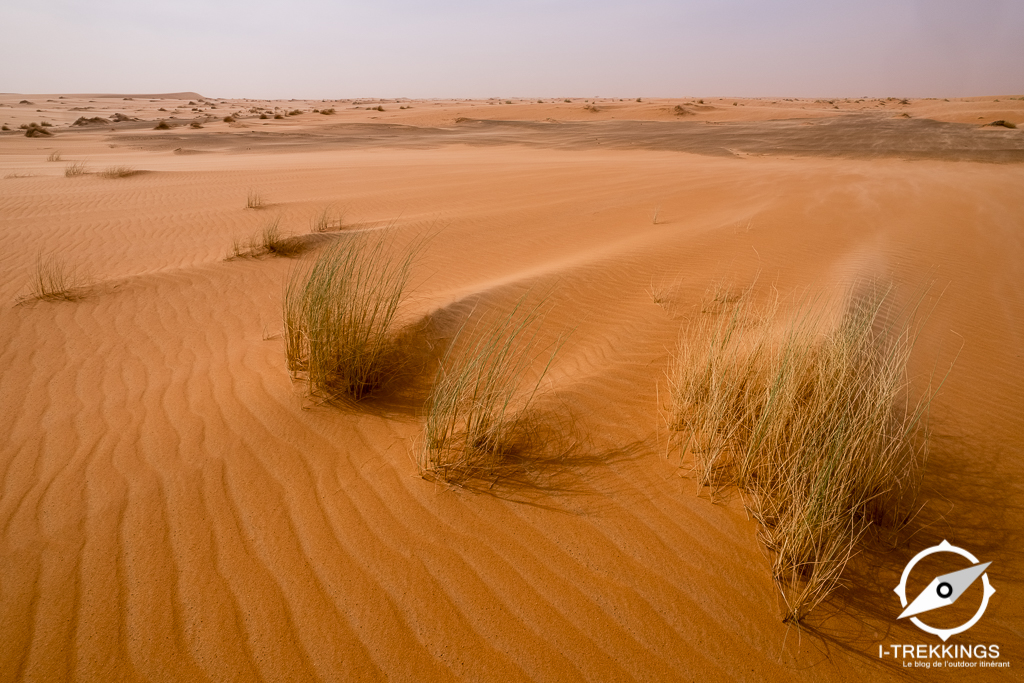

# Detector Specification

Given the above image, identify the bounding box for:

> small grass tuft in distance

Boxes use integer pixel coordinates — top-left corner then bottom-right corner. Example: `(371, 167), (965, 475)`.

(667, 283), (938, 622)
(99, 165), (140, 178)
(24, 123), (52, 137)
(246, 189), (266, 209)
(283, 231), (421, 401)
(310, 204), (346, 232)
(154, 120), (171, 130)
(16, 253), (89, 304)
(47, 150), (62, 162)
(227, 217), (303, 259)
(419, 296), (565, 484)
(64, 161), (89, 177)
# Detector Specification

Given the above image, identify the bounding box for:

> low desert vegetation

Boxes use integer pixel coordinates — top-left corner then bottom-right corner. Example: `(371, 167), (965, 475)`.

(667, 283), (937, 622)
(283, 231), (421, 401)
(99, 166), (140, 179)
(64, 161), (89, 177)
(154, 120), (171, 130)
(228, 217), (303, 259)
(246, 189), (266, 209)
(46, 150), (62, 162)
(16, 253), (89, 304)
(419, 297), (565, 484)
(24, 123), (52, 137)
(310, 204), (346, 232)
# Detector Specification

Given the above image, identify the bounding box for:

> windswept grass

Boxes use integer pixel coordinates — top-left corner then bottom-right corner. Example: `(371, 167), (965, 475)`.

(419, 296), (565, 484)
(16, 253), (89, 304)
(46, 150), (62, 162)
(64, 161), (88, 177)
(283, 231), (421, 401)
(667, 283), (938, 622)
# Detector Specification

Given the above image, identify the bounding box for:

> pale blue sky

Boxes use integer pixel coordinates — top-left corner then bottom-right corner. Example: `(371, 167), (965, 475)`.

(2, 0), (1021, 98)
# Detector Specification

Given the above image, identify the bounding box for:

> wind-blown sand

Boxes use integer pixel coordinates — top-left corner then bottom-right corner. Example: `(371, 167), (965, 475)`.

(1, 94), (1022, 681)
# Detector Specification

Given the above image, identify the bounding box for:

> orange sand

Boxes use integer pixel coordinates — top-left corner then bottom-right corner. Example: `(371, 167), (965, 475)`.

(1, 94), (1022, 681)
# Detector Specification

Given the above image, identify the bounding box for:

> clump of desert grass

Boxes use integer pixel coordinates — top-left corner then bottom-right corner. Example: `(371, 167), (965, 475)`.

(99, 165), (140, 179)
(283, 231), (421, 401)
(24, 123), (53, 137)
(227, 217), (303, 259)
(667, 283), (937, 622)
(46, 150), (62, 162)
(16, 253), (90, 304)
(418, 296), (565, 484)
(310, 204), (346, 232)
(64, 161), (89, 177)
(246, 189), (266, 209)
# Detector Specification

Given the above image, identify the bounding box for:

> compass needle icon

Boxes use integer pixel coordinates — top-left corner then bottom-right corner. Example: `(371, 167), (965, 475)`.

(898, 562), (992, 619)
(894, 540), (996, 641)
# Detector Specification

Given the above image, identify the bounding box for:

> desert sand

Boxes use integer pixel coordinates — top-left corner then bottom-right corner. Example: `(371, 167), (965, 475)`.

(1, 93), (1022, 681)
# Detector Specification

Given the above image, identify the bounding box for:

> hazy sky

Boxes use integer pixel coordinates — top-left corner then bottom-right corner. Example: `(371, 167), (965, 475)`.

(2, 0), (1021, 98)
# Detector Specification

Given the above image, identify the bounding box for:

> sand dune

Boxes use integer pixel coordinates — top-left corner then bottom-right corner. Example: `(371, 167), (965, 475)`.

(1, 96), (1022, 681)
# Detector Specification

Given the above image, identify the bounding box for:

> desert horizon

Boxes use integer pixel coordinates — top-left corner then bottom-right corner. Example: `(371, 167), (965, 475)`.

(2, 87), (1022, 681)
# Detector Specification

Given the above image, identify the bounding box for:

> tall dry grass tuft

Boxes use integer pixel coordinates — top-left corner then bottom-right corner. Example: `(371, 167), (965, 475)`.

(419, 296), (565, 484)
(283, 231), (420, 401)
(667, 283), (937, 622)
